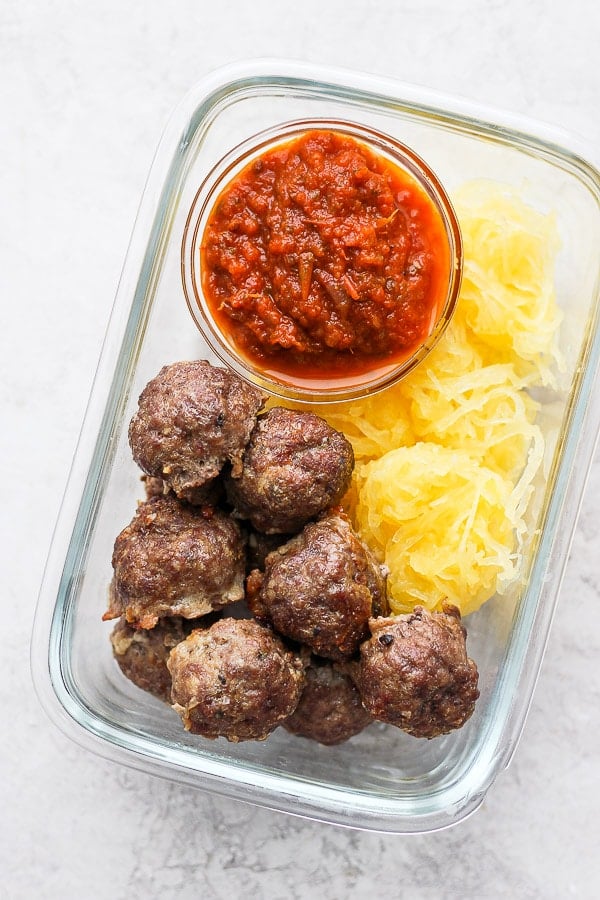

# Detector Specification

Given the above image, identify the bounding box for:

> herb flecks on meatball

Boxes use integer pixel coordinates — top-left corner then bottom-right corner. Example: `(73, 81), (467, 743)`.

(226, 406), (354, 534)
(129, 360), (265, 502)
(284, 657), (372, 745)
(105, 495), (246, 629)
(247, 511), (388, 661)
(168, 618), (305, 742)
(358, 604), (480, 739)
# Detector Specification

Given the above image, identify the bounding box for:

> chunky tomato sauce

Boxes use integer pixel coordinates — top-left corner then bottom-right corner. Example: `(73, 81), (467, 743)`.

(201, 130), (451, 382)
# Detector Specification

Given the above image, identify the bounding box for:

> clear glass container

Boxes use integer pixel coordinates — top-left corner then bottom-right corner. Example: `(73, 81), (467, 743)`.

(31, 59), (600, 834)
(182, 118), (463, 402)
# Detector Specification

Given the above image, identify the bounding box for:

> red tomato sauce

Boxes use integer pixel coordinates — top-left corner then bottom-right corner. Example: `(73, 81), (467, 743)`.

(201, 130), (451, 382)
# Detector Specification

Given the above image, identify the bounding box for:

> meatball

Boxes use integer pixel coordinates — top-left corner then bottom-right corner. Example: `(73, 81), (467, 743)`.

(104, 495), (246, 629)
(357, 605), (480, 739)
(225, 406), (354, 534)
(284, 657), (372, 745)
(109, 616), (191, 702)
(168, 618), (305, 742)
(129, 360), (265, 502)
(247, 512), (388, 660)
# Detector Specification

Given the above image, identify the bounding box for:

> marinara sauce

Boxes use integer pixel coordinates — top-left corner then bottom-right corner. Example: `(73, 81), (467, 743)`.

(201, 129), (452, 383)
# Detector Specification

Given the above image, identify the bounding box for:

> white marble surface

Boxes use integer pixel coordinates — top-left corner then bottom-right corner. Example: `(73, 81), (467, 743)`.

(3, 1), (600, 897)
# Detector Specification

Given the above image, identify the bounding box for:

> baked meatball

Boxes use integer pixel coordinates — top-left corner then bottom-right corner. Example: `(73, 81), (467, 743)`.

(247, 511), (388, 660)
(226, 406), (354, 534)
(168, 618), (305, 742)
(129, 360), (265, 502)
(104, 495), (246, 629)
(284, 657), (372, 745)
(357, 605), (480, 738)
(109, 616), (191, 702)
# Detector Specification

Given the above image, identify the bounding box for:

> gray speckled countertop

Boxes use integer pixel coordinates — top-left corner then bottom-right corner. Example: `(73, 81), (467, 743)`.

(3, 2), (600, 897)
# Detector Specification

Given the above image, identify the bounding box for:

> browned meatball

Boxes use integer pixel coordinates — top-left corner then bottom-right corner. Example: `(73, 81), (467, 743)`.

(167, 618), (305, 742)
(357, 605), (480, 739)
(129, 360), (265, 502)
(247, 512), (388, 661)
(225, 406), (354, 534)
(109, 616), (191, 702)
(104, 495), (246, 629)
(283, 657), (372, 745)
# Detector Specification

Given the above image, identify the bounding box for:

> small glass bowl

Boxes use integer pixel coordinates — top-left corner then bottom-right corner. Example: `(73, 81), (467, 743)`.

(181, 118), (463, 403)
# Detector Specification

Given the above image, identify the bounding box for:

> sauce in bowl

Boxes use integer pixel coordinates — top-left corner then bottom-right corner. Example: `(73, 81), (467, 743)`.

(183, 121), (462, 401)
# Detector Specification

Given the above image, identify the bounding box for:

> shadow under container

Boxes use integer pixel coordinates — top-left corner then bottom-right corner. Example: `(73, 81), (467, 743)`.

(32, 60), (600, 834)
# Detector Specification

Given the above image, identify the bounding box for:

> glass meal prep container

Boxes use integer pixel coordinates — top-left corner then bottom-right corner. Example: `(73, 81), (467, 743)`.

(32, 59), (600, 834)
